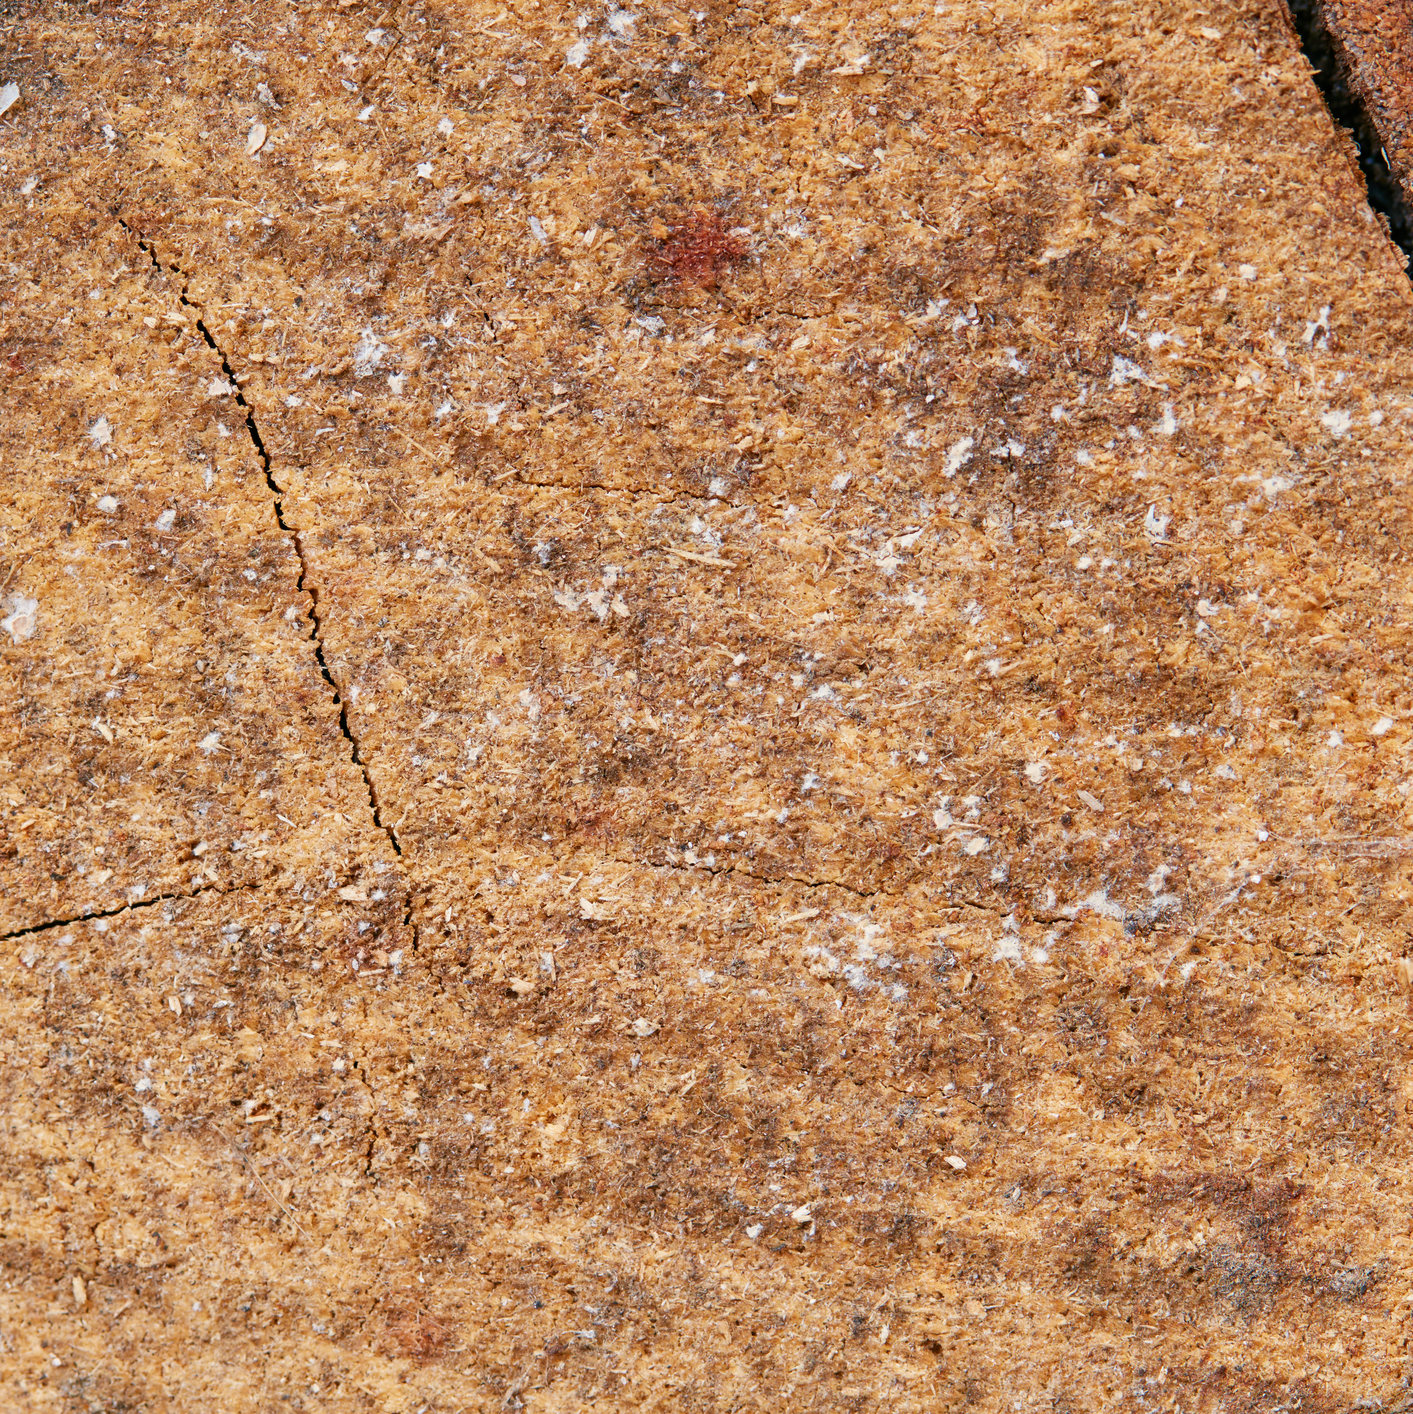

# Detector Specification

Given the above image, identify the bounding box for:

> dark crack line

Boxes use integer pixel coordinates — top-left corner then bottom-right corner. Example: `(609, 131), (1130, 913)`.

(1286, 0), (1413, 266)
(1, 878), (253, 943)
(120, 220), (402, 858)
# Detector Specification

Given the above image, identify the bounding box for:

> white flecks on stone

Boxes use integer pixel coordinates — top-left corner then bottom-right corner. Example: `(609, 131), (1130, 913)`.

(1327, 729), (1343, 748)
(1239, 263), (1257, 281)
(903, 585), (926, 611)
(357, 104), (375, 122)
(1143, 504), (1170, 540)
(141, 1104), (162, 1127)
(1158, 402), (1178, 435)
(708, 475), (729, 497)
(96, 494), (119, 513)
(992, 934), (1023, 965)
(1373, 717), (1395, 737)
(746, 1223), (764, 1239)
(154, 508), (176, 532)
(944, 1154), (967, 1171)
(800, 771), (820, 792)
(198, 730), (223, 755)
(964, 835), (989, 856)
(634, 314), (666, 335)
(352, 329), (389, 376)
(1320, 409), (1351, 437)
(484, 401), (507, 426)
(1195, 598), (1221, 618)
(830, 471), (851, 491)
(790, 1204), (812, 1225)
(1, 594), (38, 644)
(1082, 889), (1126, 921)
(1303, 305), (1331, 344)
(245, 122), (268, 157)
(0, 82), (19, 117)
(566, 37), (591, 67)
(528, 215), (548, 244)
(1110, 354), (1151, 388)
(415, 161), (433, 179)
(607, 9), (636, 36)
(630, 1017), (659, 1038)
(943, 436), (974, 478)
(1077, 790), (1104, 813)
(437, 116), (454, 136)
(387, 373), (407, 395)
(89, 415), (113, 448)
(1024, 761), (1046, 784)
(207, 377), (234, 397)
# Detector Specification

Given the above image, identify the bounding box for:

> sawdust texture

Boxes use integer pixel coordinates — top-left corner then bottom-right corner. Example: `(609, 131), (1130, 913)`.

(5, 0), (1413, 1410)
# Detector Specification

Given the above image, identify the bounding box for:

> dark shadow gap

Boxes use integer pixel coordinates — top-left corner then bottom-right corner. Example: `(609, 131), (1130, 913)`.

(1285, 0), (1413, 267)
(118, 219), (403, 858)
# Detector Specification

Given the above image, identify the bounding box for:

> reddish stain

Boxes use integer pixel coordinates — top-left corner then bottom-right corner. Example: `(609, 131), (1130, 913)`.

(655, 209), (747, 288)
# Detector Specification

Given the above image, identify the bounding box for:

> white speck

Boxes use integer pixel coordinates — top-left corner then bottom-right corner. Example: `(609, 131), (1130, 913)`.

(96, 494), (119, 514)
(964, 835), (990, 856)
(1004, 346), (1028, 375)
(1110, 354), (1151, 388)
(708, 476), (729, 498)
(154, 508), (176, 532)
(631, 1017), (659, 1037)
(529, 215), (547, 244)
(607, 9), (636, 36)
(89, 415), (113, 448)
(141, 1104), (161, 1127)
(830, 471), (851, 491)
(801, 771), (820, 792)
(790, 1204), (812, 1224)
(1327, 729), (1343, 748)
(1239, 263), (1257, 281)
(357, 104), (375, 122)
(1304, 305), (1331, 343)
(1024, 761), (1046, 784)
(484, 401), (507, 426)
(634, 314), (666, 335)
(1158, 403), (1177, 436)
(1143, 504), (1170, 540)
(1320, 409), (1351, 437)
(437, 116), (454, 136)
(944, 1154), (967, 1171)
(1214, 763), (1237, 780)
(435, 399), (456, 420)
(0, 82), (19, 117)
(208, 377), (235, 397)
(1, 595), (38, 644)
(1077, 790), (1104, 813)
(1373, 717), (1395, 737)
(245, 122), (268, 157)
(198, 730), (222, 755)
(746, 1223), (764, 1239)
(1195, 598), (1221, 618)
(1075, 555), (1092, 571)
(943, 436), (974, 478)
(903, 585), (926, 611)
(566, 38), (591, 67)
(387, 373), (406, 395)
(353, 330), (389, 376)
(415, 162), (433, 179)
(366, 27), (387, 44)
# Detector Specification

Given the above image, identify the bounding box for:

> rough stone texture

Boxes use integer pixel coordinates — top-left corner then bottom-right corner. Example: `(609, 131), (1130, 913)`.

(1305, 0), (1413, 221)
(5, 0), (1413, 1410)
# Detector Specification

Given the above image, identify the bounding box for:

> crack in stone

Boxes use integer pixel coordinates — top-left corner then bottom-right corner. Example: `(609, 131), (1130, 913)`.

(118, 219), (402, 859)
(0, 878), (254, 943)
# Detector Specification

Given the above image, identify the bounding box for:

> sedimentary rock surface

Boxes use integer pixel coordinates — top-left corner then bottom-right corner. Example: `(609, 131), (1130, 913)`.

(3, 1), (1413, 1409)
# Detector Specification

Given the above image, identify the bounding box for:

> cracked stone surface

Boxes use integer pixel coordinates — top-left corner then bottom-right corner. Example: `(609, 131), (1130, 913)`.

(6, 0), (1413, 1410)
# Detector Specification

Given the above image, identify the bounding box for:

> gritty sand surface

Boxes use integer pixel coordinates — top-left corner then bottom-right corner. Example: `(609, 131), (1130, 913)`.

(5, 1), (1413, 1409)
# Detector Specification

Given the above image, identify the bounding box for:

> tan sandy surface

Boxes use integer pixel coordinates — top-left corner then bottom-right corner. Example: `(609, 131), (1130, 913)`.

(4, 0), (1413, 1409)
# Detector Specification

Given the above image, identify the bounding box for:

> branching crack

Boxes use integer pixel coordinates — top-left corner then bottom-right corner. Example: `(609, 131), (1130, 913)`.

(1, 878), (254, 944)
(119, 220), (402, 859)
